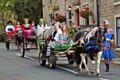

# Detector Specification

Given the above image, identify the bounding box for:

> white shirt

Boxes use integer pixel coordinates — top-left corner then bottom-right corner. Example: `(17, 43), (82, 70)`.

(52, 29), (63, 42)
(5, 25), (15, 32)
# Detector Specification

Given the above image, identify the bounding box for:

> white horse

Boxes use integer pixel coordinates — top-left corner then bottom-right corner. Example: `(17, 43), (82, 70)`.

(34, 24), (54, 57)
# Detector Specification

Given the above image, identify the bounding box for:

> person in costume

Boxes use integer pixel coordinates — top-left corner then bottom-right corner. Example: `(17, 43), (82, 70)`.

(22, 18), (33, 39)
(46, 22), (63, 56)
(37, 18), (45, 28)
(15, 21), (22, 33)
(5, 21), (16, 40)
(103, 20), (116, 72)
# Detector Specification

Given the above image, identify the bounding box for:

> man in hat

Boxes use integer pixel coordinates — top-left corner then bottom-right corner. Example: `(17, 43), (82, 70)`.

(103, 20), (116, 72)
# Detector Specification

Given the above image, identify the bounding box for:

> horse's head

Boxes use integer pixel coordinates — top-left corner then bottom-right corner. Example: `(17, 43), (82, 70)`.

(35, 27), (45, 39)
(89, 27), (106, 51)
(16, 30), (23, 37)
(94, 27), (106, 44)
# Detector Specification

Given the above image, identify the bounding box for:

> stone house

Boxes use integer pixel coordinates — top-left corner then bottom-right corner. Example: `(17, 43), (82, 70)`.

(42, 0), (120, 48)
(42, 0), (97, 25)
(99, 0), (120, 48)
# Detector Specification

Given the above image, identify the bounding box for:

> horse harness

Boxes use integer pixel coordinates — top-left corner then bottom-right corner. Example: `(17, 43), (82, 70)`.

(78, 27), (105, 51)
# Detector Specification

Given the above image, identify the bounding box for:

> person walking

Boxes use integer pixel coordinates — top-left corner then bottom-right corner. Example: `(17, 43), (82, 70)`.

(103, 20), (116, 72)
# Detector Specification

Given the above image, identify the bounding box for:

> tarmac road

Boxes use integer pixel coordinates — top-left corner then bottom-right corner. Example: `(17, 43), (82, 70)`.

(0, 43), (120, 80)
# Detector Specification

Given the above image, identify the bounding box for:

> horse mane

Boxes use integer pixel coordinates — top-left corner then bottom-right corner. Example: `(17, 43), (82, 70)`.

(84, 27), (99, 42)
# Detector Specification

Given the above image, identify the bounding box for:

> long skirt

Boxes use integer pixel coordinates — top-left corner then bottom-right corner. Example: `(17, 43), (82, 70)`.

(103, 41), (115, 61)
(46, 41), (60, 56)
(7, 31), (16, 39)
(23, 30), (33, 39)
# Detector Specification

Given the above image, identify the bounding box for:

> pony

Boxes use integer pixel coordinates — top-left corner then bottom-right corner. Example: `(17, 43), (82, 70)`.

(60, 27), (105, 76)
(15, 30), (23, 50)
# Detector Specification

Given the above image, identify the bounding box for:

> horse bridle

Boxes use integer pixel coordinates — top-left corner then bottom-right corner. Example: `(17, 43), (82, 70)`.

(94, 28), (105, 47)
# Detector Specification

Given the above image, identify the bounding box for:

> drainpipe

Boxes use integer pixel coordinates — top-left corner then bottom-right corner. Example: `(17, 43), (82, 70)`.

(96, 0), (100, 27)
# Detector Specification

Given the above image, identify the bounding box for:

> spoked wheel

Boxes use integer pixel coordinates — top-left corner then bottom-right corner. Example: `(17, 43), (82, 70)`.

(5, 40), (10, 50)
(67, 54), (75, 65)
(39, 52), (46, 66)
(48, 53), (56, 69)
(20, 43), (25, 57)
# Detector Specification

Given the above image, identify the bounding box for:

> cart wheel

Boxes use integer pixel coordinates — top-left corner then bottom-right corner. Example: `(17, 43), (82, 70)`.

(20, 44), (25, 57)
(6, 40), (10, 50)
(48, 53), (56, 69)
(67, 54), (75, 64)
(39, 52), (46, 66)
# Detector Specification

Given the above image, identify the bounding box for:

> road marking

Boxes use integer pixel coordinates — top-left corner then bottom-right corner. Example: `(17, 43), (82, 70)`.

(57, 65), (79, 75)
(99, 78), (109, 80)
(16, 54), (35, 61)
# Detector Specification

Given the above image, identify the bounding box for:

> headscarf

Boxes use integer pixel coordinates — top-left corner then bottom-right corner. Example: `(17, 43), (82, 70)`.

(103, 20), (109, 25)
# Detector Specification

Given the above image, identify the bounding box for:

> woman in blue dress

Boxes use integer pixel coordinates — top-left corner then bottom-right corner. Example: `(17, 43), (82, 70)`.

(103, 20), (116, 72)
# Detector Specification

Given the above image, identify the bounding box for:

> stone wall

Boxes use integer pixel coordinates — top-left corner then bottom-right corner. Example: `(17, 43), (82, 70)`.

(99, 0), (114, 30)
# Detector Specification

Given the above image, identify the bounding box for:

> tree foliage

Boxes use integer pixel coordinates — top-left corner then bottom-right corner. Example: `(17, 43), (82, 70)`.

(0, 0), (43, 32)
(0, 0), (42, 42)
(14, 0), (43, 23)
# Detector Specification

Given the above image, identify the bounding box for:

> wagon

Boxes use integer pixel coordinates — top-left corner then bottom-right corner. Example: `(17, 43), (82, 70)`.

(38, 40), (75, 69)
(20, 36), (37, 57)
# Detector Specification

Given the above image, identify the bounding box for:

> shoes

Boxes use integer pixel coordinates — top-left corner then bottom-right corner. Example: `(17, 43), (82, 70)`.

(106, 69), (109, 72)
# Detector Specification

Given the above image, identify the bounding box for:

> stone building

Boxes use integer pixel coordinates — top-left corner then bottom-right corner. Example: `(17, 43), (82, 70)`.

(42, 0), (98, 26)
(99, 0), (120, 48)
(42, 0), (120, 48)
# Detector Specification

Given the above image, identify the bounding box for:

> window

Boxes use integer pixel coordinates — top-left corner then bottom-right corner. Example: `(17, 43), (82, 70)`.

(49, 14), (53, 24)
(48, 0), (52, 5)
(114, 0), (120, 5)
(115, 0), (120, 2)
(116, 17), (120, 47)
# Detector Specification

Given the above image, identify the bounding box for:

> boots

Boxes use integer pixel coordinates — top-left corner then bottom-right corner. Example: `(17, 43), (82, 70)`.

(105, 63), (110, 72)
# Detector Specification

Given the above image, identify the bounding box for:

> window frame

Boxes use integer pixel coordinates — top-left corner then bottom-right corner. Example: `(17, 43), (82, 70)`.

(116, 17), (120, 47)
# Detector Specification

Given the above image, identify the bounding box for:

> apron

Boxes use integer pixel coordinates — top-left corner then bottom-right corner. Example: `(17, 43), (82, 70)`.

(103, 28), (115, 60)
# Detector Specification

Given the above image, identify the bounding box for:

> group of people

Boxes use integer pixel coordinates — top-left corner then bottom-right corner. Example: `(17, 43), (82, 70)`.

(5, 18), (35, 40)
(5, 18), (116, 72)
(48, 20), (116, 72)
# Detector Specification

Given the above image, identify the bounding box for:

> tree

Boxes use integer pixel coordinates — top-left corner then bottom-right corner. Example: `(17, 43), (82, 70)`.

(14, 0), (43, 23)
(0, 0), (16, 33)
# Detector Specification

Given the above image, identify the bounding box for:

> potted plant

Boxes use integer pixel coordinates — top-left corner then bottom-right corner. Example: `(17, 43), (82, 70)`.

(54, 14), (66, 23)
(79, 7), (92, 19)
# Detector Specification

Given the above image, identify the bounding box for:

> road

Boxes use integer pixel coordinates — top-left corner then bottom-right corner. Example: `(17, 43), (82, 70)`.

(0, 43), (120, 80)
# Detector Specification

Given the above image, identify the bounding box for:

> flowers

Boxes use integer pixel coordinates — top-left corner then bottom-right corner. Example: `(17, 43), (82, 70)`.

(79, 7), (92, 18)
(54, 14), (66, 23)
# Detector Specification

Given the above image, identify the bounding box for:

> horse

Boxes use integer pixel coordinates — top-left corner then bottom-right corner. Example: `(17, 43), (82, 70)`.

(75, 27), (106, 76)
(15, 30), (23, 50)
(34, 25), (54, 57)
(60, 27), (106, 76)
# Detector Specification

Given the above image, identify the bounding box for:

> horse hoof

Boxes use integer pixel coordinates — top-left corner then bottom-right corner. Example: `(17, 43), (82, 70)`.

(86, 71), (90, 74)
(96, 73), (101, 77)
(90, 71), (94, 74)
(78, 68), (82, 72)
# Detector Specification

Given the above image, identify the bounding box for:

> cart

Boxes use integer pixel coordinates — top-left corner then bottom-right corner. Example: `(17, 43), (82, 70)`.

(20, 36), (37, 57)
(38, 40), (75, 69)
